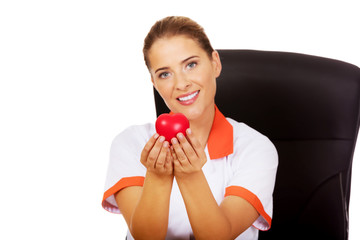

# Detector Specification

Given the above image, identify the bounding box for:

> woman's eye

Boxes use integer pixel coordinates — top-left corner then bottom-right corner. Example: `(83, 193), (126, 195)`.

(187, 62), (197, 69)
(159, 72), (170, 79)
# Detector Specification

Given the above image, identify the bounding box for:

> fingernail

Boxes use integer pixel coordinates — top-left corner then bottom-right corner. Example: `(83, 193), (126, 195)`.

(186, 128), (192, 135)
(163, 141), (169, 147)
(177, 133), (184, 139)
(154, 133), (159, 139)
(171, 138), (178, 144)
(159, 136), (165, 142)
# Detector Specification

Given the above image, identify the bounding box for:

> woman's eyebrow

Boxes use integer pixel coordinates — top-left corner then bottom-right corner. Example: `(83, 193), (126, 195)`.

(154, 55), (199, 74)
(182, 55), (199, 64)
(155, 66), (169, 74)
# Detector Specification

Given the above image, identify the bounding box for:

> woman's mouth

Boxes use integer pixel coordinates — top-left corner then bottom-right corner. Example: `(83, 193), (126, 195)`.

(177, 90), (200, 105)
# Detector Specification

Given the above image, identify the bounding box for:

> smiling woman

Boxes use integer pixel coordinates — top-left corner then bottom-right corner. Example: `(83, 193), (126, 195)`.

(102, 16), (278, 240)
(148, 35), (220, 125)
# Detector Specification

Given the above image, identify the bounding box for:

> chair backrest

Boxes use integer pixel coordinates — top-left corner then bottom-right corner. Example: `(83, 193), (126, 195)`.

(153, 50), (360, 240)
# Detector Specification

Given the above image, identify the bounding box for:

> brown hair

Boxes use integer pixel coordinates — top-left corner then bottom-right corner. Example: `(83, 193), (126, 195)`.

(143, 16), (214, 69)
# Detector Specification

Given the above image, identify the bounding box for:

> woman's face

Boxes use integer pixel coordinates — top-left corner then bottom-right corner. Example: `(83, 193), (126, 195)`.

(148, 35), (221, 121)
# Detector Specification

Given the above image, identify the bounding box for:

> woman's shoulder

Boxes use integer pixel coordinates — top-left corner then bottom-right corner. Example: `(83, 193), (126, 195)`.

(226, 117), (267, 140)
(119, 123), (155, 135)
(226, 117), (278, 166)
(111, 123), (156, 147)
(226, 117), (277, 153)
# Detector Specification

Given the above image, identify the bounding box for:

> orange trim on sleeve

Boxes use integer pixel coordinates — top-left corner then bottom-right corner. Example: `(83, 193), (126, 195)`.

(102, 176), (145, 211)
(225, 186), (272, 228)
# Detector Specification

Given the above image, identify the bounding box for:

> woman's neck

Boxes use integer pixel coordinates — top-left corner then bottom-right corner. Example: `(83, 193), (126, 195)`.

(189, 105), (215, 149)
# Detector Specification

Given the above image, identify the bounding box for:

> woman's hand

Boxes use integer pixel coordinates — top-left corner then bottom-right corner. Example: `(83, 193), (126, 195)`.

(171, 128), (207, 178)
(119, 133), (174, 239)
(140, 133), (173, 177)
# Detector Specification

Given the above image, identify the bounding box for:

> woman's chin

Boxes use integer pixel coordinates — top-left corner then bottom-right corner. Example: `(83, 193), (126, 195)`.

(168, 101), (211, 122)
(182, 109), (203, 122)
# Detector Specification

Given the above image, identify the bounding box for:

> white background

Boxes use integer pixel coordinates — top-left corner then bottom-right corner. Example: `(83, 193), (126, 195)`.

(1, 0), (359, 239)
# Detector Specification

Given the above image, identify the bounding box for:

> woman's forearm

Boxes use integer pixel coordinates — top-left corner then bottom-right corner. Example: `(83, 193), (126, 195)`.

(130, 171), (173, 240)
(176, 170), (233, 240)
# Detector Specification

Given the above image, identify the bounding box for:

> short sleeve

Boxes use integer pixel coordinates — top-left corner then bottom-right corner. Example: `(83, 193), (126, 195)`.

(225, 123), (278, 231)
(102, 123), (155, 214)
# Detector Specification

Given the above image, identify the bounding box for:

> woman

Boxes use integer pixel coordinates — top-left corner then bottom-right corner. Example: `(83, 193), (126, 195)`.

(102, 16), (278, 240)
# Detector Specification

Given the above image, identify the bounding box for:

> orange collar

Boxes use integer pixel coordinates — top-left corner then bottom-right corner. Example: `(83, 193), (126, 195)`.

(169, 105), (233, 160)
(207, 105), (233, 159)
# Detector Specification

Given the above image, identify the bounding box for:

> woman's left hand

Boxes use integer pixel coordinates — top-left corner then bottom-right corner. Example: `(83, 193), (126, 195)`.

(171, 128), (207, 178)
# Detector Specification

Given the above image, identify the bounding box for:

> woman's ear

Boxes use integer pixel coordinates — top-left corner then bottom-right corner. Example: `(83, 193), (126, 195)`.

(212, 50), (222, 78)
(151, 74), (157, 88)
(151, 76), (155, 85)
(151, 77), (160, 93)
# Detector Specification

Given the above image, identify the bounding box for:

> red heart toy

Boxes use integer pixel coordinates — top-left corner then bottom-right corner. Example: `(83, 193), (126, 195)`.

(155, 113), (190, 142)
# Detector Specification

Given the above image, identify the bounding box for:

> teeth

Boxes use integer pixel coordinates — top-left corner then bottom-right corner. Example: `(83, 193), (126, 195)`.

(178, 91), (199, 101)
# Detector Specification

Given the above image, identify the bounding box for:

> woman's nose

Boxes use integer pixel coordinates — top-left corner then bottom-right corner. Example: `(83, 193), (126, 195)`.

(175, 74), (191, 90)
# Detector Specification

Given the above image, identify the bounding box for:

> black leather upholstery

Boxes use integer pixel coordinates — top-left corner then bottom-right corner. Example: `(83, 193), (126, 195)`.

(153, 50), (360, 240)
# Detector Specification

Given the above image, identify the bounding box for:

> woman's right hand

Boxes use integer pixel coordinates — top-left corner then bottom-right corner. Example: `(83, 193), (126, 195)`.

(117, 133), (174, 239)
(140, 133), (173, 177)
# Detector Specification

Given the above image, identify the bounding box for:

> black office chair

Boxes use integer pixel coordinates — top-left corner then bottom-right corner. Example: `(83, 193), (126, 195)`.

(153, 50), (360, 240)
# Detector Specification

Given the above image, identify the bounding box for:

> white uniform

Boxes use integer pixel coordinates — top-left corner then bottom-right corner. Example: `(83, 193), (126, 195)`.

(102, 106), (278, 240)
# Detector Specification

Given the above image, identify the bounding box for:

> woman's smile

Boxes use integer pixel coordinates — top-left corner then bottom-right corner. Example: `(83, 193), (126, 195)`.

(177, 90), (200, 105)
